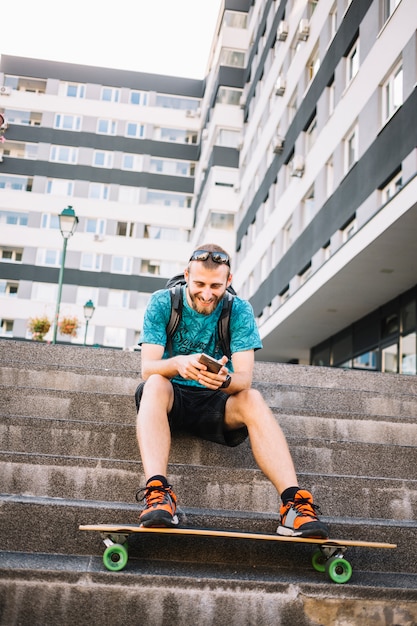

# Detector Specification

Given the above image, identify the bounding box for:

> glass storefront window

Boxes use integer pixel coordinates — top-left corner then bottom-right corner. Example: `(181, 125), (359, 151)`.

(382, 344), (398, 373)
(401, 333), (416, 375)
(353, 351), (377, 370)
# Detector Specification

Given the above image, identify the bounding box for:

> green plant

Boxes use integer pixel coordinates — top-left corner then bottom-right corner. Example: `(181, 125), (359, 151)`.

(28, 316), (51, 341)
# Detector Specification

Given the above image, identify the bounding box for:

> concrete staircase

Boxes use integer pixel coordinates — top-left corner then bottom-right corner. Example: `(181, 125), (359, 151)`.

(0, 339), (416, 626)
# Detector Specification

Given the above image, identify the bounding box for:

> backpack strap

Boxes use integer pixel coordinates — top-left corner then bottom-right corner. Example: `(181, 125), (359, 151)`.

(166, 285), (183, 357)
(217, 291), (234, 360)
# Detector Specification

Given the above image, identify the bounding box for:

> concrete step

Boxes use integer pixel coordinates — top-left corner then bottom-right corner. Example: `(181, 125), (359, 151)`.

(3, 338), (417, 395)
(1, 454), (416, 520)
(2, 384), (416, 446)
(2, 414), (416, 479)
(0, 494), (415, 576)
(2, 375), (417, 421)
(1, 551), (416, 626)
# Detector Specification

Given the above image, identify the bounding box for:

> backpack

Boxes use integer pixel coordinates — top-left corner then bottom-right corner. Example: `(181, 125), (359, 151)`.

(164, 273), (236, 359)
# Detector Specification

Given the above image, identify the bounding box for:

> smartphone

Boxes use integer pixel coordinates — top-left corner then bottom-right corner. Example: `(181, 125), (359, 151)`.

(199, 353), (222, 373)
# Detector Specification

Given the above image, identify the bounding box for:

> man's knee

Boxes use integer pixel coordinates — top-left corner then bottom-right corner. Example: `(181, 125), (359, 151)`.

(135, 375), (173, 411)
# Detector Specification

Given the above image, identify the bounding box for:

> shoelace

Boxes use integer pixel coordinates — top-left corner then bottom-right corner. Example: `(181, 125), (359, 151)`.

(293, 496), (322, 518)
(135, 484), (173, 505)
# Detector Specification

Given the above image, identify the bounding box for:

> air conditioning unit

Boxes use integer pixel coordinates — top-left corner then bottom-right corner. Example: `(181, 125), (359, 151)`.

(201, 129), (209, 140)
(275, 75), (286, 96)
(94, 234), (104, 242)
(272, 135), (285, 154)
(0, 86), (12, 96)
(290, 155), (305, 177)
(297, 19), (310, 42)
(185, 109), (197, 118)
(277, 20), (289, 42)
(234, 185), (241, 193)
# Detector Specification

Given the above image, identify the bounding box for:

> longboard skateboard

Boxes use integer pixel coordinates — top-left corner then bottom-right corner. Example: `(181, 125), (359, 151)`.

(79, 523), (397, 584)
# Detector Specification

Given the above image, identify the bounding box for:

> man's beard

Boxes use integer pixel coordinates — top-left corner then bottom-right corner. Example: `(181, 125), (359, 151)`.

(188, 291), (221, 315)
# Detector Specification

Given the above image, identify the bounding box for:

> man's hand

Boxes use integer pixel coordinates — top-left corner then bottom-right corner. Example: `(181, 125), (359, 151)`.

(197, 355), (229, 390)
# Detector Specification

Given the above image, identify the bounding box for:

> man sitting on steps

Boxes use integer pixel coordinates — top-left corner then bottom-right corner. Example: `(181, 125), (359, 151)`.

(134, 243), (329, 539)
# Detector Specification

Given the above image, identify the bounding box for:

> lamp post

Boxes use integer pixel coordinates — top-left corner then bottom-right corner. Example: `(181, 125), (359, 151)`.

(52, 206), (78, 344)
(83, 299), (95, 346)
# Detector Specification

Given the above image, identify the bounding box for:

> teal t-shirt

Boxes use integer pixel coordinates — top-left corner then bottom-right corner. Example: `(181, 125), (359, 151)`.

(140, 286), (262, 386)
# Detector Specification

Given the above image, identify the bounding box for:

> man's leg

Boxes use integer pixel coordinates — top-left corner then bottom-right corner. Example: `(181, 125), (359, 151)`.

(135, 374), (178, 527)
(225, 389), (329, 538)
(225, 388), (298, 494)
(136, 374), (174, 479)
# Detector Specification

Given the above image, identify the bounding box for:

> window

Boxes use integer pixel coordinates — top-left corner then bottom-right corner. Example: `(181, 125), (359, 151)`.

(101, 87), (120, 103)
(80, 252), (102, 271)
(117, 222), (135, 237)
(122, 153), (143, 171)
(144, 225), (188, 241)
(0, 175), (31, 191)
(111, 256), (132, 274)
(224, 10), (247, 28)
(342, 217), (357, 242)
(149, 158), (192, 176)
(401, 332), (416, 375)
(345, 126), (358, 172)
(108, 290), (130, 308)
(0, 281), (18, 296)
(305, 116), (317, 152)
(97, 119), (117, 135)
(0, 210), (28, 226)
(118, 186), (141, 203)
(3, 109), (41, 126)
(2, 248), (23, 262)
(346, 39), (359, 85)
(381, 171), (402, 203)
(93, 150), (113, 168)
(384, 0), (401, 22)
(219, 49), (245, 68)
(41, 214), (60, 229)
(32, 282), (58, 302)
(50, 145), (78, 163)
(307, 47), (320, 83)
(216, 87), (242, 105)
(89, 183), (109, 200)
(103, 326), (126, 348)
(302, 187), (315, 227)
(155, 95), (200, 110)
(159, 127), (187, 143)
(141, 260), (160, 275)
(283, 219), (293, 252)
(54, 114), (81, 131)
(46, 179), (74, 196)
(382, 63), (403, 123)
(85, 218), (105, 235)
(209, 213), (234, 230)
(130, 91), (148, 106)
(146, 191), (192, 208)
(0, 319), (13, 336)
(63, 83), (85, 98)
(126, 122), (145, 139)
(36, 248), (61, 267)
(216, 129), (240, 148)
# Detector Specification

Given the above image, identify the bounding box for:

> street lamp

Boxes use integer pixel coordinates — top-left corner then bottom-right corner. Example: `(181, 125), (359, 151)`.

(52, 206), (78, 344)
(83, 299), (95, 346)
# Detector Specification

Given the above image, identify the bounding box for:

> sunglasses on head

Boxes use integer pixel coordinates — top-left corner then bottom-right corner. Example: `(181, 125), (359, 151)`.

(189, 250), (230, 266)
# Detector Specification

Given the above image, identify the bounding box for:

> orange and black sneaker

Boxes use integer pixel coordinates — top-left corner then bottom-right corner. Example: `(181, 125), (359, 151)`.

(277, 489), (329, 538)
(136, 479), (179, 528)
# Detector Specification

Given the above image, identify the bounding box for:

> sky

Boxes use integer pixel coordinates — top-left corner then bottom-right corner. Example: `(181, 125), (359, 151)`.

(1, 0), (223, 79)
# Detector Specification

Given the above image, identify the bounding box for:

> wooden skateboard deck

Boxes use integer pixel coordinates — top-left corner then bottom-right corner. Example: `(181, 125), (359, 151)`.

(79, 523), (396, 584)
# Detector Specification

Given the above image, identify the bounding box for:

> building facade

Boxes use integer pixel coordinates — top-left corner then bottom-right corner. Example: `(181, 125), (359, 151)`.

(0, 0), (416, 375)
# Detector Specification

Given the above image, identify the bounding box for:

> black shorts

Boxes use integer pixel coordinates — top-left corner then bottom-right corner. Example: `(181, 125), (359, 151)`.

(134, 381), (248, 448)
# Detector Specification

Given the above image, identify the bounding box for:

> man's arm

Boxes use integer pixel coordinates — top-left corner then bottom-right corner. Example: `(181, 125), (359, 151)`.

(141, 343), (208, 382)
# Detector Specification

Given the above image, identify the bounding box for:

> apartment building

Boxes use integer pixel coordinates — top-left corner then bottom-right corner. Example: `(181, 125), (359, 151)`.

(1, 0), (416, 375)
(232, 0), (416, 374)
